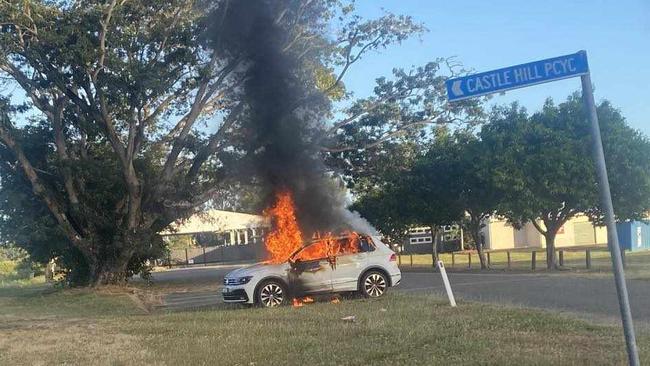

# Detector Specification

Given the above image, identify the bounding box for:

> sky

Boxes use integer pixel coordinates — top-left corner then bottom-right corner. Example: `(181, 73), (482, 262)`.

(345, 0), (650, 135)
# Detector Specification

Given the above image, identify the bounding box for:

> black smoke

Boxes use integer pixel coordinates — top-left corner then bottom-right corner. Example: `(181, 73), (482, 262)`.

(212, 0), (352, 235)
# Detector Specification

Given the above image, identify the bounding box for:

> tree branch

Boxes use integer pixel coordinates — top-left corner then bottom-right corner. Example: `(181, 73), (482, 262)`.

(51, 97), (80, 206)
(530, 219), (547, 236)
(321, 118), (440, 153)
(186, 103), (243, 178)
(0, 116), (84, 248)
(161, 55), (240, 180)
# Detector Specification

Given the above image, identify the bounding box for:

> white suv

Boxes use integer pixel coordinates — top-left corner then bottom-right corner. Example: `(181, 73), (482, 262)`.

(222, 235), (401, 307)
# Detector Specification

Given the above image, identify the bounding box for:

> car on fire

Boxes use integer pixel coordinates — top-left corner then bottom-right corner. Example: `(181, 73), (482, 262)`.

(222, 234), (401, 307)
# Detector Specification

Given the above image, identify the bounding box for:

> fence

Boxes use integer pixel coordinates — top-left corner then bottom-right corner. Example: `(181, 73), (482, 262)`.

(164, 242), (266, 267)
(398, 244), (625, 270)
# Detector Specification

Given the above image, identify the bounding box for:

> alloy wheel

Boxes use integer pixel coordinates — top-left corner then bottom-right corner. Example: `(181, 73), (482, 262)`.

(364, 273), (387, 297)
(259, 283), (284, 307)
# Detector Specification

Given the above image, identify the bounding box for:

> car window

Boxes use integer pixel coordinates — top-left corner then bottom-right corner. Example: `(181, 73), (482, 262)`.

(358, 237), (375, 253)
(291, 235), (376, 262)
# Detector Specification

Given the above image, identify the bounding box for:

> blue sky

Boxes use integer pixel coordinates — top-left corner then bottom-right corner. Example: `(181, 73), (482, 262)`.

(345, 0), (650, 135)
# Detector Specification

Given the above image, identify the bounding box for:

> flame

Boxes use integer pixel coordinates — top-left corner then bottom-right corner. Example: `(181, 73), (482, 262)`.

(264, 191), (303, 264)
(292, 298), (304, 308)
(292, 231), (361, 264)
(292, 296), (315, 308)
(264, 191), (363, 265)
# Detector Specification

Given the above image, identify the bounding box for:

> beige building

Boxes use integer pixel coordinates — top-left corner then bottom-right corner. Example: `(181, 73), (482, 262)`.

(481, 214), (608, 250)
(163, 210), (270, 246)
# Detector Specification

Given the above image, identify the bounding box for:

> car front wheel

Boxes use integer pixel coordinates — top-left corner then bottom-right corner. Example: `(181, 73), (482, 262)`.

(360, 271), (388, 298)
(256, 280), (288, 307)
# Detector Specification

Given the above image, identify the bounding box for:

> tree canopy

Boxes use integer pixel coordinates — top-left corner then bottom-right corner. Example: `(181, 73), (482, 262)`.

(351, 93), (650, 270)
(0, 0), (479, 284)
(482, 94), (650, 268)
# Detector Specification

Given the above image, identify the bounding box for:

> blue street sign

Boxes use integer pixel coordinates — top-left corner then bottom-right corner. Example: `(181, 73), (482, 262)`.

(446, 51), (589, 102)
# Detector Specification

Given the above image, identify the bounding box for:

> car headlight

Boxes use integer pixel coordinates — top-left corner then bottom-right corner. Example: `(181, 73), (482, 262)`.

(236, 276), (253, 285)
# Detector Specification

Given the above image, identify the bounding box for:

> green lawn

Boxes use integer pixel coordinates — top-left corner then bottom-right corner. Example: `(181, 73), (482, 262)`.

(399, 250), (650, 279)
(1, 284), (649, 365)
(0, 260), (44, 287)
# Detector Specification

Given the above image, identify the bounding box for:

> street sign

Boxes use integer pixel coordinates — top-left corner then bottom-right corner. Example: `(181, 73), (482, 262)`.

(444, 49), (639, 365)
(446, 51), (589, 102)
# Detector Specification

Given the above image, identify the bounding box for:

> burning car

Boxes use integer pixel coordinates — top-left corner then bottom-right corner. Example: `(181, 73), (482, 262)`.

(222, 234), (401, 307)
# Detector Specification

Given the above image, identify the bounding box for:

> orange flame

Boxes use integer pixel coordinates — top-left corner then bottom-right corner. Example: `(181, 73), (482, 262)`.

(292, 296), (315, 308)
(264, 191), (304, 264)
(292, 231), (361, 263)
(264, 191), (363, 264)
(292, 298), (304, 308)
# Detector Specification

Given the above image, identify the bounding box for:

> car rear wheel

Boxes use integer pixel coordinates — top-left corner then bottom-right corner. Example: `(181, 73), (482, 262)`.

(256, 280), (288, 307)
(360, 270), (388, 298)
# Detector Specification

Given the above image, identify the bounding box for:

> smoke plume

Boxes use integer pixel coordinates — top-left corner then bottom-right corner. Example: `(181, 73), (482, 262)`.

(214, 0), (371, 235)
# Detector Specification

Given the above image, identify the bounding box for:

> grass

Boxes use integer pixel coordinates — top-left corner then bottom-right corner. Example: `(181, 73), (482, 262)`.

(0, 260), (44, 287)
(399, 250), (650, 279)
(1, 284), (650, 365)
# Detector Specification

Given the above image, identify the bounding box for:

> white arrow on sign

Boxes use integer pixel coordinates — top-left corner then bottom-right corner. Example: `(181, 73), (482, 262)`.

(451, 80), (463, 96)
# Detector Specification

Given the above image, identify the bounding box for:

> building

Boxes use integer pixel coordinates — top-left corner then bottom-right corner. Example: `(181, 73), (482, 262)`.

(407, 227), (433, 247)
(480, 214), (608, 250)
(404, 225), (461, 253)
(162, 210), (270, 247)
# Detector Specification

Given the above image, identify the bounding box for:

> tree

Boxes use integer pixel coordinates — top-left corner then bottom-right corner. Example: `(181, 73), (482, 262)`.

(324, 60), (485, 190)
(351, 129), (467, 264)
(482, 94), (650, 269)
(0, 0), (433, 285)
(594, 101), (650, 223)
(418, 130), (501, 269)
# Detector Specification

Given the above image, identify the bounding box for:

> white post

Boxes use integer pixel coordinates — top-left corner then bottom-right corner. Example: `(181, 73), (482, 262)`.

(437, 260), (456, 307)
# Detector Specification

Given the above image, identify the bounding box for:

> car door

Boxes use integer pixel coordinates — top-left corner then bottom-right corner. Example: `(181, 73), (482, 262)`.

(331, 236), (373, 291)
(289, 241), (333, 293)
(291, 258), (334, 293)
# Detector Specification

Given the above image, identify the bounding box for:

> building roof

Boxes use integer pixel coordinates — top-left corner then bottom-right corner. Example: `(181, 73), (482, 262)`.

(162, 210), (270, 235)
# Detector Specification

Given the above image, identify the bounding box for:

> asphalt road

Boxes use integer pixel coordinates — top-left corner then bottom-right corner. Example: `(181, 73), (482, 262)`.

(150, 265), (650, 325)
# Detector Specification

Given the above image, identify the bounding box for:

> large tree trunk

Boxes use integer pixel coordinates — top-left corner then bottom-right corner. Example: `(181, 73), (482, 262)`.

(430, 226), (440, 268)
(474, 228), (488, 269)
(544, 232), (558, 269)
(84, 229), (162, 286)
(91, 260), (131, 286)
(84, 246), (132, 286)
(466, 215), (488, 269)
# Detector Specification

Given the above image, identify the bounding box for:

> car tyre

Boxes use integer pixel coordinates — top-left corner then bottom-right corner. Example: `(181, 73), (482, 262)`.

(255, 279), (288, 307)
(360, 270), (388, 298)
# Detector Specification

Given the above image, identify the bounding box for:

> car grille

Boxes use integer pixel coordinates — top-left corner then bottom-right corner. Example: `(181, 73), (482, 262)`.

(224, 278), (238, 286)
(223, 289), (248, 302)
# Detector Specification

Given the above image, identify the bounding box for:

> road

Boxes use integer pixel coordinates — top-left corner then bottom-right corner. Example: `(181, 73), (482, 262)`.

(150, 265), (650, 325)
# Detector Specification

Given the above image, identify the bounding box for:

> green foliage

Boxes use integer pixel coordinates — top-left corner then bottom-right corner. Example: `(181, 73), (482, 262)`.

(482, 94), (650, 268)
(325, 61), (486, 190)
(482, 97), (596, 230)
(351, 128), (471, 239)
(484, 94), (650, 227)
(0, 0), (430, 285)
(351, 126), (501, 266)
(597, 101), (650, 222)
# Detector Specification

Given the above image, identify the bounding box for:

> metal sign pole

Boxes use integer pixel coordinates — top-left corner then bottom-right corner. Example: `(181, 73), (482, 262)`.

(581, 72), (640, 366)
(446, 51), (640, 364)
